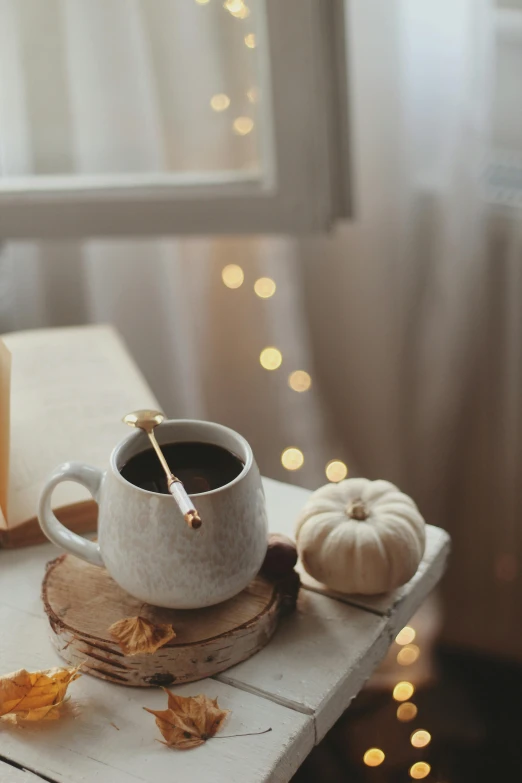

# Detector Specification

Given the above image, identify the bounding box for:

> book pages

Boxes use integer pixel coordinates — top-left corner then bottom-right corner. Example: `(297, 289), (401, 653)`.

(0, 340), (11, 527)
(2, 325), (159, 530)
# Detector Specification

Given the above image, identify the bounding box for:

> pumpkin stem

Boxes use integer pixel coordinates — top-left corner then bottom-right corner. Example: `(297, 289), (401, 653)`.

(348, 501), (368, 521)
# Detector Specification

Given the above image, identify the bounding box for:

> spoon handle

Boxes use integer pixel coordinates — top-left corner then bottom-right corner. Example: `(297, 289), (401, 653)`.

(168, 480), (201, 529)
(147, 431), (175, 481)
(147, 431), (202, 529)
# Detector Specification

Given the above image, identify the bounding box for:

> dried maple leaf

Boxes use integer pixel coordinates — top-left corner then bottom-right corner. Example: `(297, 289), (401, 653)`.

(109, 616), (176, 656)
(0, 666), (81, 723)
(144, 690), (229, 749)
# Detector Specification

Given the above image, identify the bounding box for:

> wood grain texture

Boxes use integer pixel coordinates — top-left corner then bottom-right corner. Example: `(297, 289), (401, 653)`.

(0, 604), (314, 783)
(217, 588), (390, 742)
(0, 477), (450, 782)
(223, 479), (451, 741)
(217, 535), (449, 743)
(0, 541), (57, 616)
(42, 555), (297, 687)
(0, 762), (48, 783)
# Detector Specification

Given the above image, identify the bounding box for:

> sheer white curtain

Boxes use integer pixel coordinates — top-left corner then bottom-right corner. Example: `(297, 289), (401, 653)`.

(0, 0), (334, 485)
(305, 0), (491, 510)
(2, 0), (516, 655)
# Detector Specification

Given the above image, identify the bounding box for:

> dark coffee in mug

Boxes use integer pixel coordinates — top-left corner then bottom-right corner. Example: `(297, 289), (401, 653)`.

(120, 441), (244, 495)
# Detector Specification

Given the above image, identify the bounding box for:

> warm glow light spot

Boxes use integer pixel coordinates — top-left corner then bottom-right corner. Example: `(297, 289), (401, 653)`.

(410, 762), (431, 779)
(260, 347), (282, 370)
(396, 626), (416, 646)
(247, 87), (258, 104)
(393, 681), (415, 702)
(224, 0), (242, 11)
(363, 748), (385, 767)
(411, 730), (431, 749)
(221, 264), (244, 289)
(210, 93), (230, 112)
(397, 702), (418, 722)
(397, 644), (420, 666)
(281, 447), (304, 471)
(195, 0), (211, 4)
(224, 0), (250, 18)
(325, 460), (348, 483)
(244, 33), (256, 48)
(254, 277), (276, 298)
(288, 370), (312, 392)
(233, 116), (254, 135)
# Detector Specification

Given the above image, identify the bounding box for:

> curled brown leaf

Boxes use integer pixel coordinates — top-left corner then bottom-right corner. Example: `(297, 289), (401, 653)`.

(0, 666), (81, 723)
(144, 690), (229, 750)
(108, 616), (176, 656)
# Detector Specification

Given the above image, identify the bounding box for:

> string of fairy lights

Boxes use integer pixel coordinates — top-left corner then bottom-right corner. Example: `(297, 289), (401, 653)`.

(196, 0), (258, 140)
(204, 0), (347, 482)
(222, 273), (434, 776)
(221, 262), (349, 483)
(213, 1), (433, 776)
(363, 624), (433, 779)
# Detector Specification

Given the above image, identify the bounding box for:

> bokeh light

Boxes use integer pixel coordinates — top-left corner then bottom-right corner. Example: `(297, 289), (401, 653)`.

(260, 347), (282, 370)
(288, 370), (312, 392)
(396, 626), (416, 646)
(410, 762), (431, 779)
(411, 730), (431, 749)
(254, 277), (276, 298)
(233, 116), (254, 135)
(397, 644), (420, 666)
(244, 33), (256, 48)
(325, 460), (348, 482)
(247, 87), (258, 104)
(281, 447), (304, 471)
(363, 748), (385, 767)
(224, 0), (242, 12)
(393, 681), (415, 702)
(397, 702), (418, 722)
(221, 264), (244, 288)
(210, 93), (230, 112)
(224, 0), (250, 18)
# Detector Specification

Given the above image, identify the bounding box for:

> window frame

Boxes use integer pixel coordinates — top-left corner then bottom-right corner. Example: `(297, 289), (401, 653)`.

(0, 0), (349, 239)
(485, 4), (522, 212)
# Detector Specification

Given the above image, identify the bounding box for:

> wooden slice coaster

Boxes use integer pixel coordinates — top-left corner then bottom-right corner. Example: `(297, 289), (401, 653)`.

(42, 555), (299, 688)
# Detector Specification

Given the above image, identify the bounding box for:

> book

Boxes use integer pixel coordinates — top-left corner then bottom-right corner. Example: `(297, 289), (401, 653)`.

(0, 324), (159, 547)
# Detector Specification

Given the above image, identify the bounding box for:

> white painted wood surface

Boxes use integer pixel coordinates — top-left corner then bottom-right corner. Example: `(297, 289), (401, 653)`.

(216, 522), (449, 741)
(246, 478), (450, 740)
(0, 762), (45, 782)
(218, 589), (390, 741)
(264, 477), (451, 617)
(0, 606), (313, 783)
(0, 477), (450, 782)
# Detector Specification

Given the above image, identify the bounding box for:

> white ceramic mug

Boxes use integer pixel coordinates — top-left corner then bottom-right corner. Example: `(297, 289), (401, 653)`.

(38, 420), (268, 609)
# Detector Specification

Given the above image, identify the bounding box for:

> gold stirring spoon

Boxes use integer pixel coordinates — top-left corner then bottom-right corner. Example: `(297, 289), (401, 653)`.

(122, 409), (202, 529)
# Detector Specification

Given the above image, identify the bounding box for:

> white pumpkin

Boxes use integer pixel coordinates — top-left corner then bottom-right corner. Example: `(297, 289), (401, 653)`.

(295, 478), (426, 594)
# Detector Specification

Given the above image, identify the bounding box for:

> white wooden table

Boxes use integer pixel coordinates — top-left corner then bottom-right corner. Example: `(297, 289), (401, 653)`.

(0, 478), (450, 783)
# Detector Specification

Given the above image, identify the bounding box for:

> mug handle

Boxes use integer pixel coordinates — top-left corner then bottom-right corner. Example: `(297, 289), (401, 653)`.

(38, 461), (104, 567)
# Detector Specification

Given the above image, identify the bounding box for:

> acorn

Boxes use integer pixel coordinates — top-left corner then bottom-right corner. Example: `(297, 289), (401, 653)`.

(277, 570), (301, 615)
(261, 533), (298, 577)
